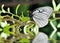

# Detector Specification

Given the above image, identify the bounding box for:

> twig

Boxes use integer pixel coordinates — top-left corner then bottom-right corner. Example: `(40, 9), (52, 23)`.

(54, 11), (60, 14)
(49, 21), (57, 38)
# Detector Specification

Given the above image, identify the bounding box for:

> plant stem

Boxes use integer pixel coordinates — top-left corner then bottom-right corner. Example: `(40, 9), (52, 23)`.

(49, 21), (57, 38)
(54, 11), (60, 14)
(49, 17), (60, 21)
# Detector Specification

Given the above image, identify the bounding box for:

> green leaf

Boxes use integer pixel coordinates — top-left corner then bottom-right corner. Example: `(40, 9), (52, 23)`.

(52, 21), (58, 27)
(20, 12), (30, 22)
(24, 24), (35, 35)
(3, 25), (10, 34)
(1, 4), (6, 13)
(17, 4), (29, 16)
(56, 3), (60, 11)
(57, 32), (60, 37)
(52, 0), (56, 11)
(19, 38), (30, 43)
(16, 4), (20, 15)
(52, 33), (57, 39)
(57, 23), (60, 28)
(20, 16), (30, 22)
(49, 39), (56, 43)
(33, 24), (39, 35)
(7, 7), (10, 13)
(0, 28), (3, 32)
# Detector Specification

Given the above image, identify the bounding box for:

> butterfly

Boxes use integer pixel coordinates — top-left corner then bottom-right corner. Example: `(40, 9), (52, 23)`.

(32, 6), (53, 27)
(32, 32), (49, 43)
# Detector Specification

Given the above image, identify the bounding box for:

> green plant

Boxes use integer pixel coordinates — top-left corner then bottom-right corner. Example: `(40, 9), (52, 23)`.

(0, 4), (39, 43)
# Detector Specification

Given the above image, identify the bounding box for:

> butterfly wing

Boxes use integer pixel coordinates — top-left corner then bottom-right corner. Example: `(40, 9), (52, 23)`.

(33, 13), (48, 27)
(36, 6), (53, 18)
(32, 6), (53, 27)
(32, 32), (49, 43)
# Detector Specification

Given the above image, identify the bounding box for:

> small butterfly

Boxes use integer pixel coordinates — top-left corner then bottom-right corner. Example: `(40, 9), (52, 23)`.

(32, 6), (53, 27)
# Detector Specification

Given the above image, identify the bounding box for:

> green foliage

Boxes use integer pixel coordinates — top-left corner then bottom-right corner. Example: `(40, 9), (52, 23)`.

(20, 12), (30, 22)
(57, 23), (60, 28)
(14, 4), (29, 16)
(19, 38), (30, 43)
(0, 3), (38, 43)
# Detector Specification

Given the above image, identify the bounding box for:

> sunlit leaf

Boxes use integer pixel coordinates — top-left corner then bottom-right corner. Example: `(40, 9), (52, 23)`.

(16, 4), (20, 15)
(19, 38), (30, 43)
(4, 25), (10, 34)
(52, 0), (56, 11)
(7, 7), (10, 13)
(56, 3), (60, 11)
(33, 24), (39, 35)
(24, 24), (34, 35)
(52, 21), (58, 27)
(20, 16), (30, 22)
(0, 28), (3, 32)
(57, 32), (60, 37)
(57, 23), (60, 28)
(1, 4), (6, 13)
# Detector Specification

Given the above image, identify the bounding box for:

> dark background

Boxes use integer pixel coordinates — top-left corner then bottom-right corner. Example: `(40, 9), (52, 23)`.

(0, 0), (56, 6)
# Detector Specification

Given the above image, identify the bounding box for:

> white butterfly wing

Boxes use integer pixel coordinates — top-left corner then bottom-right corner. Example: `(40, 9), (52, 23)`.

(32, 32), (49, 43)
(32, 6), (53, 27)
(36, 6), (53, 18)
(33, 14), (48, 27)
(33, 13), (48, 20)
